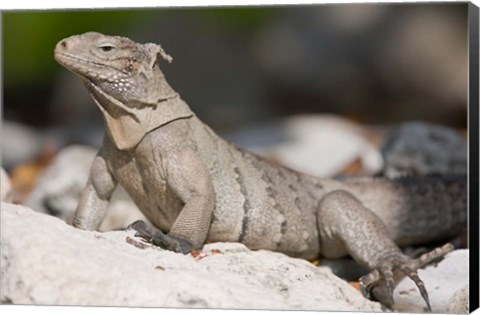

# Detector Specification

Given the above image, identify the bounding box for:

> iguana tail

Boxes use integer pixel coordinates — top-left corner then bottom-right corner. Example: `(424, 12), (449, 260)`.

(389, 174), (467, 247)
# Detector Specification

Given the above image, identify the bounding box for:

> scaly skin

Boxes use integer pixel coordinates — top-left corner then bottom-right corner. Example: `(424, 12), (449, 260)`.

(54, 32), (467, 310)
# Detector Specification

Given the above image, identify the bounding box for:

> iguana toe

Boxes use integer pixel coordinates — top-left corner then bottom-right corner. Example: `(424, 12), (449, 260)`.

(399, 266), (431, 311)
(127, 220), (153, 240)
(359, 244), (453, 311)
(151, 231), (194, 254)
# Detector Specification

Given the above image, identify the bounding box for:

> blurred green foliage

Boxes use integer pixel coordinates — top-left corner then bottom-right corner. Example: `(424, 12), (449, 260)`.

(3, 10), (156, 88)
(2, 7), (271, 89)
(196, 7), (273, 30)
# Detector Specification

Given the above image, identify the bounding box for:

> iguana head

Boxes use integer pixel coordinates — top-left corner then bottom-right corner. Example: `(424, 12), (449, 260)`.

(54, 31), (173, 107)
(54, 32), (192, 150)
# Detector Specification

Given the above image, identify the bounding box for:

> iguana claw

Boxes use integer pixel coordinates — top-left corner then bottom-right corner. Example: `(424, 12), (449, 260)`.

(127, 220), (153, 240)
(359, 243), (453, 311)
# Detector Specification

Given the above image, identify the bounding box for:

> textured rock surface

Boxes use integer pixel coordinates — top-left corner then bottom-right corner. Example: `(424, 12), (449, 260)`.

(392, 249), (469, 313)
(381, 122), (467, 178)
(1, 202), (383, 311)
(446, 285), (469, 313)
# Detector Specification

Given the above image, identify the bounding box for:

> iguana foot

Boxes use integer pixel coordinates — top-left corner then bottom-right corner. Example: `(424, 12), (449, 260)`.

(359, 254), (430, 310)
(150, 231), (194, 254)
(359, 243), (454, 311)
(127, 220), (194, 254)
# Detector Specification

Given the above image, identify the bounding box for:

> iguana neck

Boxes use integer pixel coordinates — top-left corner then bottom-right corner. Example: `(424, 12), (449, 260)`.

(85, 74), (193, 150)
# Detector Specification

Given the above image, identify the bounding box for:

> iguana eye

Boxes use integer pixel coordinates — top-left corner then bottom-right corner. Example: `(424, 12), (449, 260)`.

(101, 46), (114, 52)
(98, 43), (116, 52)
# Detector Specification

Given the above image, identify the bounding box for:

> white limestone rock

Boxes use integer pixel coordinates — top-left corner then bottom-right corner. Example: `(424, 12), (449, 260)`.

(1, 202), (383, 311)
(446, 285), (469, 313)
(392, 249), (469, 313)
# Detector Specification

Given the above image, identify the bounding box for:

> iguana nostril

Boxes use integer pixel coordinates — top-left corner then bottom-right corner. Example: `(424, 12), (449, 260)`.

(60, 40), (68, 49)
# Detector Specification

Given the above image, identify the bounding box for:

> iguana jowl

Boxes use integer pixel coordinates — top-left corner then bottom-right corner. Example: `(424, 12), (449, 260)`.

(54, 32), (467, 310)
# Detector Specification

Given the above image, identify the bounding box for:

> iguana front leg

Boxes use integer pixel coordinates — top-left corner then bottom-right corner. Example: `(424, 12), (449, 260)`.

(130, 147), (215, 254)
(73, 148), (118, 230)
(316, 190), (440, 310)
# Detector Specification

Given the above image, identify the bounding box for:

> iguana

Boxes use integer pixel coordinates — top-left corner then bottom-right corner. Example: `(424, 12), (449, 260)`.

(54, 32), (467, 310)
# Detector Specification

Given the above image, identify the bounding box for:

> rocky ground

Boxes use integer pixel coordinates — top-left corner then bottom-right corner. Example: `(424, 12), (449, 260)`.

(1, 202), (383, 311)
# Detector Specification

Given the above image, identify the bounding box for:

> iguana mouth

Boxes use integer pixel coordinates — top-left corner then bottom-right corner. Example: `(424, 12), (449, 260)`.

(54, 51), (129, 77)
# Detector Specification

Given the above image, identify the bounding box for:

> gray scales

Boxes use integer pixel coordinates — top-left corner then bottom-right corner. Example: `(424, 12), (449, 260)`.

(54, 32), (467, 311)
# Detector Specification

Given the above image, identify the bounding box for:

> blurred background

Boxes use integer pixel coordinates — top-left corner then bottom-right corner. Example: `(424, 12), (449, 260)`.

(1, 3), (469, 205)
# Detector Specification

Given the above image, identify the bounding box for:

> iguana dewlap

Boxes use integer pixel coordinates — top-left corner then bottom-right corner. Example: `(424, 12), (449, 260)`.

(54, 32), (467, 310)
